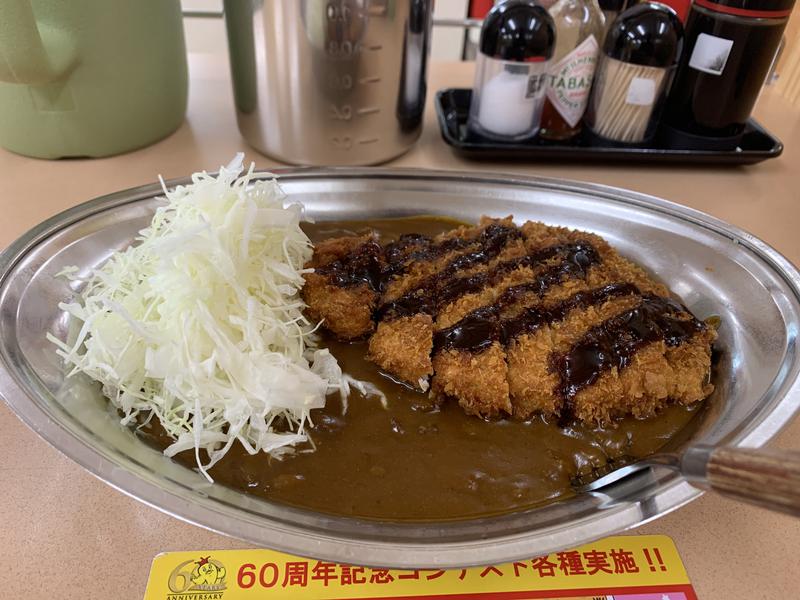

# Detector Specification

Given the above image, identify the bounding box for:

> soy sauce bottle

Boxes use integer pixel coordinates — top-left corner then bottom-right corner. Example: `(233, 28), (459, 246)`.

(663, 0), (795, 148)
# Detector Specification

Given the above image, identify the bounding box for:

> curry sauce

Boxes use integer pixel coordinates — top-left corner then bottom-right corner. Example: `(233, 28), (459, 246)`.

(138, 217), (706, 522)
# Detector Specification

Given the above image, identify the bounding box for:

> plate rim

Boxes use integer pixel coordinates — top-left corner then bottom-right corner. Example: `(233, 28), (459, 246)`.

(1, 166), (798, 568)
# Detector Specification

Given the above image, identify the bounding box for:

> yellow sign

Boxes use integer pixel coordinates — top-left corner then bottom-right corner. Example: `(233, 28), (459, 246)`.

(144, 535), (696, 600)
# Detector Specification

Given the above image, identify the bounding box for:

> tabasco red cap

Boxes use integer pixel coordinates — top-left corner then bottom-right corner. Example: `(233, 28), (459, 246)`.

(479, 0), (556, 62)
(692, 0), (795, 18)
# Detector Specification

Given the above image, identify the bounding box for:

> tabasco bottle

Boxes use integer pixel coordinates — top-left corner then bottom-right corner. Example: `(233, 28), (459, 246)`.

(539, 0), (606, 141)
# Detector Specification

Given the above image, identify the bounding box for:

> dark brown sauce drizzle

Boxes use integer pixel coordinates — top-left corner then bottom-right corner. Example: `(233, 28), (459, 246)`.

(383, 233), (432, 269)
(555, 295), (706, 406)
(400, 231), (471, 264)
(434, 283), (640, 354)
(316, 224), (520, 293)
(379, 241), (598, 321)
(314, 239), (386, 290)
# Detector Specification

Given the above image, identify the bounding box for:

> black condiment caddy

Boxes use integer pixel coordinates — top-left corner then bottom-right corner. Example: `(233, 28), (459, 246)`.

(439, 0), (790, 166)
(435, 88), (782, 165)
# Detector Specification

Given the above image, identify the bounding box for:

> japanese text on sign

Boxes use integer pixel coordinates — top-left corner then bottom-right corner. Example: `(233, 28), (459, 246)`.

(144, 535), (695, 600)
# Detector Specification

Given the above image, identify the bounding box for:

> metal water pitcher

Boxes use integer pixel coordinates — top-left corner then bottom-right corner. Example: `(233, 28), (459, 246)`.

(224, 0), (433, 165)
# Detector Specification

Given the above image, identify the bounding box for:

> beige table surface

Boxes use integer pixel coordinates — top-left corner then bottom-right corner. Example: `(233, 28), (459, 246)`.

(2, 56), (799, 599)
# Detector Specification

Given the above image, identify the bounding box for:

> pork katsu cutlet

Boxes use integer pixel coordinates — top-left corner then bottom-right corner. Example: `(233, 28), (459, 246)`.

(302, 217), (716, 424)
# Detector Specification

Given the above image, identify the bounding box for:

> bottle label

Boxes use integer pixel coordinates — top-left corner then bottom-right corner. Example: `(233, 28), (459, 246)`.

(525, 69), (549, 99)
(626, 77), (657, 106)
(688, 33), (734, 76)
(546, 35), (599, 128)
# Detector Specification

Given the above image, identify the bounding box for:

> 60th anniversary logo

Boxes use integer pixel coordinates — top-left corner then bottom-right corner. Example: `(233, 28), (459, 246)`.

(167, 556), (227, 600)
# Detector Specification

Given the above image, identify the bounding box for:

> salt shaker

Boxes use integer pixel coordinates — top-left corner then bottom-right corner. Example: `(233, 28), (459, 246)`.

(586, 3), (684, 144)
(468, 0), (556, 141)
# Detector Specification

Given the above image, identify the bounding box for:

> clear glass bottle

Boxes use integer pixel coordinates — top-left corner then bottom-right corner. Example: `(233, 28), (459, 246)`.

(539, 0), (606, 141)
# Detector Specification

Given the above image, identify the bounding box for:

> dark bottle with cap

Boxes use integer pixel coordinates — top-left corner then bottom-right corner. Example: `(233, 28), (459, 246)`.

(467, 0), (556, 140)
(586, 3), (684, 144)
(664, 0), (795, 148)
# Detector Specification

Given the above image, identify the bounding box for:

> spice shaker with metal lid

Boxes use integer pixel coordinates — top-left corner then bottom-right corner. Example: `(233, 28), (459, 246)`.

(468, 0), (556, 141)
(663, 0), (795, 149)
(586, 3), (684, 144)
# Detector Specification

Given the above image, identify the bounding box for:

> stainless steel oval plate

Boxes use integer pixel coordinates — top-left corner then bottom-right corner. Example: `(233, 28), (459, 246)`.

(1, 168), (799, 568)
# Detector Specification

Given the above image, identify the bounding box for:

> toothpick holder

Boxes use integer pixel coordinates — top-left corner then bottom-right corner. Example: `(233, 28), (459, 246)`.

(586, 3), (684, 145)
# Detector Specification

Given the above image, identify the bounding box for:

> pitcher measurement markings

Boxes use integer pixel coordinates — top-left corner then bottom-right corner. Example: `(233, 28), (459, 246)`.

(325, 1), (384, 152)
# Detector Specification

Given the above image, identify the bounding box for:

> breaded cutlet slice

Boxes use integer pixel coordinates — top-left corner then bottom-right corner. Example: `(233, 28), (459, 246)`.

(381, 216), (516, 303)
(565, 315), (716, 424)
(368, 218), (526, 388)
(507, 293), (642, 419)
(425, 265), (537, 412)
(432, 342), (511, 417)
(366, 314), (434, 389)
(302, 277), (377, 341)
(521, 221), (668, 296)
(302, 234), (381, 340)
(428, 226), (605, 416)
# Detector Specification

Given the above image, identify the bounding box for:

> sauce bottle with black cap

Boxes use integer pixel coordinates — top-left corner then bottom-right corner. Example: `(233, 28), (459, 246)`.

(663, 0), (795, 149)
(468, 0), (556, 140)
(586, 3), (684, 144)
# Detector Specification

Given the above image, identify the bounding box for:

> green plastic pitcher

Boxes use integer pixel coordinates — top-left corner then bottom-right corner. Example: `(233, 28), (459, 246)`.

(0, 0), (188, 159)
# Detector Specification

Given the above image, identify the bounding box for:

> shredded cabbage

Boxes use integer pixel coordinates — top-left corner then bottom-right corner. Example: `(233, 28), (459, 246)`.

(48, 154), (370, 481)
